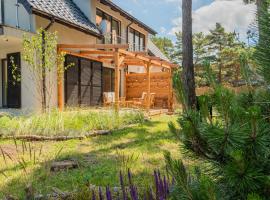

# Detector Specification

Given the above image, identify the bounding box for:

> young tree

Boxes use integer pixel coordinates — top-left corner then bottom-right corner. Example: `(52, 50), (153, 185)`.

(22, 28), (66, 112)
(207, 23), (243, 83)
(151, 36), (174, 59)
(193, 32), (211, 66)
(171, 32), (183, 66)
(182, 0), (197, 109)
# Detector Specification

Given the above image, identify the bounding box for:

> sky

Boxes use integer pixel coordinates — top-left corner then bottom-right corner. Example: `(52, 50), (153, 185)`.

(113, 0), (257, 42)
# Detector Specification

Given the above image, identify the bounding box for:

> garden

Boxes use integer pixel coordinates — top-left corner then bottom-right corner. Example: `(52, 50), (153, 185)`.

(0, 114), (184, 199)
(1, 0), (270, 199)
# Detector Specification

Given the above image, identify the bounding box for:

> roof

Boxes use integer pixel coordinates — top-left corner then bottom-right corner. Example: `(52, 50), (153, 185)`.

(147, 39), (170, 62)
(99, 0), (157, 35)
(21, 0), (101, 36)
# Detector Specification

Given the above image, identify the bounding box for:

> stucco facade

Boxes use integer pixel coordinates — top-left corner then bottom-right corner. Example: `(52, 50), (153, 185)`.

(0, 0), (166, 112)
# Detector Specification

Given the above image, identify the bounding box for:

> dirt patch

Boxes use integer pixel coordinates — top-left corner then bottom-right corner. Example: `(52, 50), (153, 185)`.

(0, 144), (19, 158)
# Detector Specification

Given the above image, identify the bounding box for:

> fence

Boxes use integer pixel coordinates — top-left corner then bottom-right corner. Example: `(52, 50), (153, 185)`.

(126, 72), (173, 109)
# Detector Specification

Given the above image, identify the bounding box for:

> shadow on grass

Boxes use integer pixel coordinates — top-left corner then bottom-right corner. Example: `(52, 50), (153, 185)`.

(0, 116), (177, 199)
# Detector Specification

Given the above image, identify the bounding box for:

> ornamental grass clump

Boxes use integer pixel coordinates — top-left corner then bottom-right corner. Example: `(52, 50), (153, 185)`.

(0, 109), (144, 137)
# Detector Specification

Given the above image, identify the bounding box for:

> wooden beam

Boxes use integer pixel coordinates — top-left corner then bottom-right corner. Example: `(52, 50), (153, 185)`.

(63, 51), (103, 62)
(119, 56), (125, 66)
(98, 55), (114, 59)
(122, 62), (145, 66)
(58, 44), (129, 50)
(146, 62), (151, 112)
(80, 50), (115, 55)
(168, 72), (173, 112)
(118, 49), (172, 69)
(114, 49), (120, 112)
(57, 48), (64, 111)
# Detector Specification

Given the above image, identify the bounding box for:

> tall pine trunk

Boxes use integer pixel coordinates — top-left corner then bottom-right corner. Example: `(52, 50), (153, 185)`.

(182, 0), (196, 109)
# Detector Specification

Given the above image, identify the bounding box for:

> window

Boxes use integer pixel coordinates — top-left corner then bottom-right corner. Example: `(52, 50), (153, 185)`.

(129, 28), (145, 51)
(128, 29), (134, 50)
(103, 68), (115, 92)
(112, 19), (120, 44)
(96, 9), (121, 44)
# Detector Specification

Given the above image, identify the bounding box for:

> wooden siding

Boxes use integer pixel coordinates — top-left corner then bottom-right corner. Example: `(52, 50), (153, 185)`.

(126, 72), (173, 109)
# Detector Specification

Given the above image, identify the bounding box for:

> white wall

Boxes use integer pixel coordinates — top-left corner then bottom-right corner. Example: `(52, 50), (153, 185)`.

(0, 45), (41, 112)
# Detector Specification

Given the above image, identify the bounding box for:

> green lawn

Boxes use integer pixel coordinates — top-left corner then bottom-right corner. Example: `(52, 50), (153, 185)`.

(0, 115), (182, 199)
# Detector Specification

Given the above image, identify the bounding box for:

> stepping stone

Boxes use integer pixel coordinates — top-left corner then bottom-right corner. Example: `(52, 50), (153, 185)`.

(50, 160), (78, 172)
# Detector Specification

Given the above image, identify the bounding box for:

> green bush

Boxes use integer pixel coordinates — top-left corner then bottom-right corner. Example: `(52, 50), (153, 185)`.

(169, 84), (270, 199)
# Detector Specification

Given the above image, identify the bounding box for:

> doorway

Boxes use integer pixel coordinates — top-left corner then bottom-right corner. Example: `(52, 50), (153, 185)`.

(1, 52), (21, 108)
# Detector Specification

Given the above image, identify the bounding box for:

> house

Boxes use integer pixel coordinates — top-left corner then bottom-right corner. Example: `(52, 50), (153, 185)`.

(0, 0), (174, 112)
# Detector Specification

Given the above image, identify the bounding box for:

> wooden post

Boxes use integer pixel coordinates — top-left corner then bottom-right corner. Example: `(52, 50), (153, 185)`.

(57, 48), (64, 111)
(146, 62), (151, 112)
(168, 69), (173, 112)
(114, 49), (120, 112)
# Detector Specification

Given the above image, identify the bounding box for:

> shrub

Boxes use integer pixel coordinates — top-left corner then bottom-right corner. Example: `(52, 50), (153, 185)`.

(169, 80), (270, 199)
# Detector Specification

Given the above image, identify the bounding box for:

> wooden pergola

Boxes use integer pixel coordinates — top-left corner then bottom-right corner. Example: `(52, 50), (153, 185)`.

(57, 44), (176, 111)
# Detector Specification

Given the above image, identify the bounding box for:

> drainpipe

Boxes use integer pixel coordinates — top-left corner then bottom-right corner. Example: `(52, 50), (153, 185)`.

(41, 18), (55, 111)
(126, 21), (133, 49)
(15, 0), (19, 28)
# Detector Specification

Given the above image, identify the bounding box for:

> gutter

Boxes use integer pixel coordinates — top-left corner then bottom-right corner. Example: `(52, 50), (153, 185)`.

(44, 18), (55, 31)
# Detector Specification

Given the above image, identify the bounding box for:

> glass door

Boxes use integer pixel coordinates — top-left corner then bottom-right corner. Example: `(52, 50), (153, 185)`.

(6, 53), (21, 108)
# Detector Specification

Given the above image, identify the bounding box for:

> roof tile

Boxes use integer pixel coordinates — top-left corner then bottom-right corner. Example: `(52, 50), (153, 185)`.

(26, 0), (100, 35)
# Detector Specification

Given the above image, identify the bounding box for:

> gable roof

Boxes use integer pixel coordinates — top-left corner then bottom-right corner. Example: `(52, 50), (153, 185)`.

(99, 0), (157, 35)
(20, 0), (101, 37)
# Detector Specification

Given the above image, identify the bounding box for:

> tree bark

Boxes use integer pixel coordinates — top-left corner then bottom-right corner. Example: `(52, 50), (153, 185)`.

(182, 0), (197, 109)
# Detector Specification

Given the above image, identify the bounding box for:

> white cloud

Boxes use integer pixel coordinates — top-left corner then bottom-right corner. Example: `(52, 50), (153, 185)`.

(169, 0), (256, 40)
(160, 26), (167, 33)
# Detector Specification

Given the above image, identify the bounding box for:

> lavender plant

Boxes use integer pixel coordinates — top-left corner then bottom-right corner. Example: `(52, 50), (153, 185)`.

(68, 169), (172, 200)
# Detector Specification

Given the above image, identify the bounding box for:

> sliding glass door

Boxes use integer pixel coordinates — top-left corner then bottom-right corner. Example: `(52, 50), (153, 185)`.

(65, 55), (103, 107)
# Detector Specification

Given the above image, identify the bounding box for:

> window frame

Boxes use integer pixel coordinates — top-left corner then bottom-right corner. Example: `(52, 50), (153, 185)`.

(129, 27), (145, 51)
(96, 8), (121, 44)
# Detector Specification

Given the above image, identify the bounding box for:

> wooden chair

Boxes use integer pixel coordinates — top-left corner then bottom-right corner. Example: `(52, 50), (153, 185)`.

(132, 92), (147, 107)
(132, 92), (156, 109)
(149, 93), (156, 108)
(103, 92), (115, 106)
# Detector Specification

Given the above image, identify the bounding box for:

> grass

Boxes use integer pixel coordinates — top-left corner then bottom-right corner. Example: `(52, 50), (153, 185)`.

(0, 108), (144, 137)
(0, 114), (186, 199)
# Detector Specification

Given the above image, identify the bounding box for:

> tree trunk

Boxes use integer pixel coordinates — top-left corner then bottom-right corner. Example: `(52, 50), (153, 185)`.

(42, 31), (46, 111)
(182, 0), (196, 109)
